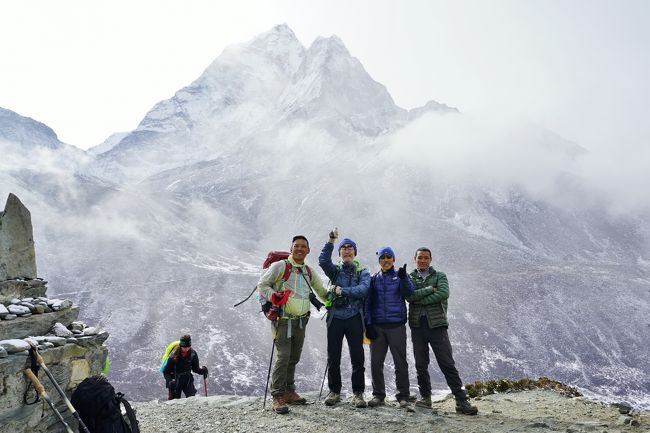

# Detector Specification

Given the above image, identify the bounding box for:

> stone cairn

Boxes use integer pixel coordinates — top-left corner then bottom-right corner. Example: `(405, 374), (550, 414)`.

(0, 194), (108, 433)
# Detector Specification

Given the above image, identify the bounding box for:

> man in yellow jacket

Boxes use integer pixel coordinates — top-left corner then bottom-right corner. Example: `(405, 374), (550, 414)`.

(258, 235), (328, 414)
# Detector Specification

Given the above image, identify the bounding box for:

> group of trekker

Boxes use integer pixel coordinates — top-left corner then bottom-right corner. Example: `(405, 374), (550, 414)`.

(256, 230), (479, 416)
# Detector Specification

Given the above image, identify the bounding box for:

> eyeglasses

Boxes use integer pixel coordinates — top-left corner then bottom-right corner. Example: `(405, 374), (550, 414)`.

(379, 254), (393, 260)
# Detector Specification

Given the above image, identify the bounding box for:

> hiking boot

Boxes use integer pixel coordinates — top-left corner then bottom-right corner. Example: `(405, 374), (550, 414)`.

(398, 399), (411, 408)
(351, 393), (367, 408)
(284, 390), (307, 405)
(415, 396), (432, 408)
(367, 396), (385, 407)
(455, 399), (478, 415)
(324, 392), (341, 406)
(272, 394), (289, 414)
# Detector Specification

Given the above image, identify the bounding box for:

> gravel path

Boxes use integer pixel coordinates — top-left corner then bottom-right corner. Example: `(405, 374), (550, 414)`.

(132, 390), (648, 433)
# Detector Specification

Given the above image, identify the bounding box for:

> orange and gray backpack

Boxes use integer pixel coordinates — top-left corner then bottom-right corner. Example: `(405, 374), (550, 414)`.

(233, 251), (319, 317)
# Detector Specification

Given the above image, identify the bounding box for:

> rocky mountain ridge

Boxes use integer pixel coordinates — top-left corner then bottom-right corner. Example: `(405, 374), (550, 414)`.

(0, 24), (648, 409)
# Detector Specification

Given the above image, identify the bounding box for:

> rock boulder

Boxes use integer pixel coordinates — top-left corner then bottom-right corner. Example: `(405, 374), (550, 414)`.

(0, 194), (37, 281)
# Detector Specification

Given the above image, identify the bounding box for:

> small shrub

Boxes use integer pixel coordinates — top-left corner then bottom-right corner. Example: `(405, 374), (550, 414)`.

(463, 377), (582, 398)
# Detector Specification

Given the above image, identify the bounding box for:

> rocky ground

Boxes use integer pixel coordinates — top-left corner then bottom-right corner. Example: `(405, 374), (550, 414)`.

(132, 390), (648, 433)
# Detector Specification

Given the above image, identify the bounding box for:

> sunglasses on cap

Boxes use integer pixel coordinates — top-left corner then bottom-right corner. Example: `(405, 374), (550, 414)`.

(340, 244), (355, 250)
(379, 254), (393, 260)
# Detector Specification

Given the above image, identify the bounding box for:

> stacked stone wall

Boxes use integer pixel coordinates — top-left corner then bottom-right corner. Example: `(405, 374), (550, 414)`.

(0, 194), (109, 433)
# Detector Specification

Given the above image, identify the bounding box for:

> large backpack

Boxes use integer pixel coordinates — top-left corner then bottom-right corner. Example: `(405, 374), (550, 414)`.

(233, 251), (312, 311)
(159, 340), (180, 373)
(71, 375), (139, 433)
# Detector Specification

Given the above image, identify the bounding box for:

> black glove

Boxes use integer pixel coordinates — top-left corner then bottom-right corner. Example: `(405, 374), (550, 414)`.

(397, 264), (408, 279)
(365, 325), (378, 340)
(328, 228), (338, 243)
(201, 366), (208, 378)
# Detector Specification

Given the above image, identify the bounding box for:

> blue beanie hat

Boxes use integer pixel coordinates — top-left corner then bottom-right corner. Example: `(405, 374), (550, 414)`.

(376, 246), (395, 261)
(338, 238), (357, 255)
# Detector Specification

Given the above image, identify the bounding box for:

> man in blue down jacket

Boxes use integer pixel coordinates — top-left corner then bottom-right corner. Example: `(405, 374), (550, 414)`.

(364, 246), (415, 408)
(319, 229), (371, 408)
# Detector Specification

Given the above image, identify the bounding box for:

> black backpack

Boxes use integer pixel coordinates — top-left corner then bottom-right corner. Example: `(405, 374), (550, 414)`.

(71, 375), (140, 433)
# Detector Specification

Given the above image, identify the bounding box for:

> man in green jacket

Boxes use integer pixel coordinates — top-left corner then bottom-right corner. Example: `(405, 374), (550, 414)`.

(406, 247), (478, 415)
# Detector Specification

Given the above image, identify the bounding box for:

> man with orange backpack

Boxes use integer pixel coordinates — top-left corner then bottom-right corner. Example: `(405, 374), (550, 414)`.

(257, 235), (328, 414)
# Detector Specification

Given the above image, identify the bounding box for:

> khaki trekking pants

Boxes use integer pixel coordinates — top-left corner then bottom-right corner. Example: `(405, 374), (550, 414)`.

(270, 316), (309, 396)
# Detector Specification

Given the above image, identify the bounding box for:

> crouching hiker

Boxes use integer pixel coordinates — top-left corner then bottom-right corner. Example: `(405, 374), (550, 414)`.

(407, 247), (478, 415)
(258, 235), (328, 414)
(318, 229), (370, 408)
(365, 246), (415, 408)
(163, 335), (208, 400)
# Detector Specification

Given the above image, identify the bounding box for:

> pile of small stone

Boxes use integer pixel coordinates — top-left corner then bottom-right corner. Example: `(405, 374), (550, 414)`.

(0, 320), (103, 358)
(0, 296), (73, 321)
(53, 320), (99, 338)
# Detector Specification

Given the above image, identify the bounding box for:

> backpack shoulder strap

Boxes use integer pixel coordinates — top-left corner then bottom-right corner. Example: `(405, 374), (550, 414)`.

(281, 260), (292, 282)
(356, 268), (365, 284)
(280, 260), (313, 284)
(116, 393), (140, 433)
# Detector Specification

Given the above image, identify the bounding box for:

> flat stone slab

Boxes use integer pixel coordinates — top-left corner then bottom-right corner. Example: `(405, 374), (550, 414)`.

(0, 306), (79, 341)
(0, 338), (31, 353)
(50, 322), (73, 337)
(83, 327), (98, 336)
(7, 304), (30, 315)
(51, 299), (72, 311)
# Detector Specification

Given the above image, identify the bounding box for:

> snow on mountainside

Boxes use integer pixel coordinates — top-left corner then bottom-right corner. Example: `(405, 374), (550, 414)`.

(88, 131), (129, 155)
(0, 107), (65, 150)
(1, 24), (649, 408)
(92, 24), (454, 183)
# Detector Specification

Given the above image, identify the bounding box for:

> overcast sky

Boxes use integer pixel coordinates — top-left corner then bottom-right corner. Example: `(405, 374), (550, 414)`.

(1, 0), (648, 151)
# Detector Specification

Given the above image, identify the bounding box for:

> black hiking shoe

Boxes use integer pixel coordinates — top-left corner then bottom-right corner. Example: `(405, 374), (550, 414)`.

(455, 399), (478, 415)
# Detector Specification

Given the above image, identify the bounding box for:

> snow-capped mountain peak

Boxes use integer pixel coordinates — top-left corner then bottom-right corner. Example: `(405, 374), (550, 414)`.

(0, 108), (63, 150)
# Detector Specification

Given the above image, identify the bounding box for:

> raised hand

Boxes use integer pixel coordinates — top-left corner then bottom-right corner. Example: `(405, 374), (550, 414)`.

(328, 227), (339, 243)
(397, 264), (408, 279)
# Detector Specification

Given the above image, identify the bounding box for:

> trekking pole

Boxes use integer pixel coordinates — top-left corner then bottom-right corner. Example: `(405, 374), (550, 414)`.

(27, 343), (92, 433)
(262, 339), (275, 410)
(317, 361), (330, 402)
(23, 368), (75, 433)
(203, 375), (208, 397)
(234, 285), (258, 307)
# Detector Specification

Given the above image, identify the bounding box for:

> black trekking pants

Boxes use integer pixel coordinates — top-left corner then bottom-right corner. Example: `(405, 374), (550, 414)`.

(168, 373), (196, 400)
(410, 318), (467, 400)
(369, 323), (410, 401)
(327, 314), (365, 394)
